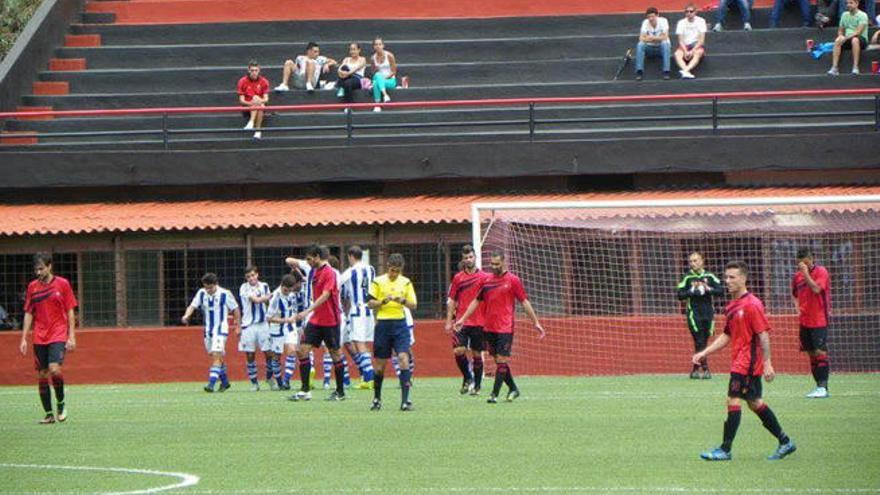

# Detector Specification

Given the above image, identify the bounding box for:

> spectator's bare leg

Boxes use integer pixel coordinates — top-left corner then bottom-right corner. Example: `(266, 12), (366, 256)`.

(686, 50), (704, 72)
(831, 38), (843, 69)
(247, 109), (257, 128)
(850, 40), (861, 71)
(305, 60), (318, 86)
(255, 109), (264, 129)
(282, 59), (295, 85)
(674, 48), (687, 71)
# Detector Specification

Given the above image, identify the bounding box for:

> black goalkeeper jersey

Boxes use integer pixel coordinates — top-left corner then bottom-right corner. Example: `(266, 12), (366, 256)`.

(676, 269), (724, 324)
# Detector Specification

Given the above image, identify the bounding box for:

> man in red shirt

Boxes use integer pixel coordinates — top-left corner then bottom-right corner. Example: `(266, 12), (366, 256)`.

(791, 248), (831, 399)
(18, 253), (78, 424)
(694, 261), (796, 461)
(292, 244), (346, 402)
(445, 244), (490, 395)
(237, 60), (269, 140)
(455, 250), (544, 404)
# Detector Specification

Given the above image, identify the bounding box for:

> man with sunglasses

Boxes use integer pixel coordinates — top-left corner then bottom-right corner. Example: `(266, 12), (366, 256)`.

(674, 4), (708, 79)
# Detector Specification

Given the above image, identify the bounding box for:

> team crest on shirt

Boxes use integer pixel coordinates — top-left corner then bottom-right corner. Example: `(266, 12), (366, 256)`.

(738, 309), (744, 318)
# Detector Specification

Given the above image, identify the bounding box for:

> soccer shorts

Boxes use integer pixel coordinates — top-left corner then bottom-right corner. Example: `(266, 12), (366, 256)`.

(204, 335), (228, 355)
(33, 342), (66, 370)
(349, 314), (375, 342)
(453, 325), (484, 351)
(728, 373), (762, 401)
(340, 319), (353, 345)
(799, 326), (828, 353)
(238, 322), (270, 353)
(283, 327), (301, 347)
(485, 332), (513, 357)
(267, 335), (285, 354)
(303, 323), (340, 350)
(374, 319), (411, 359)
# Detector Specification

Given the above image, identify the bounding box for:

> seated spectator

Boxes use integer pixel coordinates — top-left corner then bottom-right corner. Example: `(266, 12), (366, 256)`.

(275, 42), (338, 93)
(635, 7), (672, 80)
(371, 38), (398, 112)
(674, 4), (707, 79)
(872, 21), (880, 47)
(828, 0), (869, 75)
(713, 0), (752, 31)
(770, 0), (812, 27)
(237, 60), (269, 140)
(815, 0), (840, 28)
(336, 42), (367, 106)
(838, 0), (876, 27)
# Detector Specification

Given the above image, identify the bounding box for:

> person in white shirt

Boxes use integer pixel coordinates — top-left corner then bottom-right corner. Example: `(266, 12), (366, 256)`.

(181, 273), (240, 393)
(674, 4), (708, 79)
(238, 266), (273, 391)
(635, 7), (672, 80)
(338, 246), (377, 389)
(275, 42), (338, 92)
(713, 0), (753, 32)
(268, 272), (307, 391)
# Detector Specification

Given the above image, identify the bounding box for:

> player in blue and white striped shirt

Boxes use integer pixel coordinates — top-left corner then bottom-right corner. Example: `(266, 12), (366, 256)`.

(181, 273), (241, 393)
(268, 272), (307, 391)
(239, 266), (273, 391)
(339, 245), (377, 389)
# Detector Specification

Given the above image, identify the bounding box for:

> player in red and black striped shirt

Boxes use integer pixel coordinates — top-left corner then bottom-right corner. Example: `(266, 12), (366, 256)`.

(18, 253), (78, 424)
(445, 245), (490, 395)
(455, 250), (544, 404)
(792, 248), (831, 398)
(694, 261), (796, 461)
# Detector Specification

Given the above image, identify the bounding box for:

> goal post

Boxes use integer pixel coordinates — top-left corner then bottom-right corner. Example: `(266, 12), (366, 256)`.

(471, 195), (880, 376)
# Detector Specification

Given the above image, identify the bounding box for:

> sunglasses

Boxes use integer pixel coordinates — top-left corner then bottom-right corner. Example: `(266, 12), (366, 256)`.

(685, 9), (696, 13)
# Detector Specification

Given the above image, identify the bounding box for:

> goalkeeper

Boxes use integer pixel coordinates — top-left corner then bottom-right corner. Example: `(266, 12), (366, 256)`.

(676, 252), (723, 379)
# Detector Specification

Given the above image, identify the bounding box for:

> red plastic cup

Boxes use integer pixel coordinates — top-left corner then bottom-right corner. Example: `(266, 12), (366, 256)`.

(806, 39), (815, 52)
(873, 61), (879, 74)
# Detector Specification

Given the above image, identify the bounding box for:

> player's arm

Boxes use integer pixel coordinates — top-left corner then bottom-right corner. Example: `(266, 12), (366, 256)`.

(445, 297), (457, 334)
(676, 275), (693, 300)
(232, 307), (241, 335)
(66, 308), (77, 351)
(454, 299), (480, 330)
(18, 311), (33, 355)
(398, 281), (417, 310)
(706, 274), (724, 297)
(367, 280), (391, 310)
(759, 331), (775, 382)
(521, 299), (545, 339)
(181, 304), (197, 325)
(693, 332), (730, 364)
(798, 263), (823, 294)
(298, 289), (331, 321)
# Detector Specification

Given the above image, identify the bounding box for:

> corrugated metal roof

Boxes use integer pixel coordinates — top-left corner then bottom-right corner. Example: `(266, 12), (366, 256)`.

(1, 187), (878, 237)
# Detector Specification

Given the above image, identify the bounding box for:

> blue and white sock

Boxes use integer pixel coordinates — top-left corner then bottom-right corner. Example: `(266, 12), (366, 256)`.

(265, 360), (273, 381)
(358, 352), (375, 382)
(246, 361), (258, 384)
(208, 366), (221, 388)
(391, 355), (401, 377)
(341, 354), (351, 387)
(408, 352), (415, 377)
(323, 353), (333, 385)
(283, 355), (297, 384)
(272, 358), (282, 385)
(219, 364), (230, 387)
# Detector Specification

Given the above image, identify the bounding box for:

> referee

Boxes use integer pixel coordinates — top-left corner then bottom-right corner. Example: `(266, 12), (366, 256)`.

(677, 252), (723, 379)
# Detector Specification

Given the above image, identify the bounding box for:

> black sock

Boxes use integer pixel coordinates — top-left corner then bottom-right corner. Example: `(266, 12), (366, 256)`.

(455, 354), (472, 381)
(298, 357), (311, 392)
(492, 363), (508, 397)
(502, 363), (517, 392)
(374, 373), (383, 401)
(756, 404), (789, 444)
(692, 364), (700, 373)
(333, 360), (345, 395)
(399, 369), (411, 404)
(815, 354), (830, 389)
(721, 406), (742, 452)
(38, 378), (52, 414)
(809, 355), (819, 383)
(51, 374), (65, 408)
(472, 356), (484, 389)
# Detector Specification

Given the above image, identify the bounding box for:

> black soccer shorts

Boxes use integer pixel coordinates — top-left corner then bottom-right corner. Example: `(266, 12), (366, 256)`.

(484, 332), (514, 357)
(799, 326), (828, 353)
(33, 342), (66, 371)
(452, 325), (485, 352)
(728, 373), (763, 401)
(303, 323), (340, 350)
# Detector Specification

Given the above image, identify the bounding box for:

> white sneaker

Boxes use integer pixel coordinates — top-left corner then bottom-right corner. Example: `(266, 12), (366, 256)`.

(291, 391), (312, 401)
(680, 70), (695, 79)
(253, 131), (261, 140)
(323, 381), (331, 390)
(827, 67), (840, 76)
(305, 81), (314, 92)
(373, 106), (382, 112)
(323, 81), (337, 90)
(852, 67), (860, 75)
(250, 382), (260, 392)
(743, 22), (752, 31)
(806, 387), (829, 398)
(712, 23), (723, 32)
(382, 94), (391, 103)
(274, 83), (289, 92)
(243, 121), (254, 130)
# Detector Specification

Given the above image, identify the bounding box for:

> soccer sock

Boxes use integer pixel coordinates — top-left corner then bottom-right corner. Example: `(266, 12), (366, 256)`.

(399, 369), (412, 404)
(700, 357), (709, 372)
(333, 360), (346, 395)
(391, 355), (401, 377)
(341, 355), (351, 387)
(809, 355), (819, 383)
(354, 352), (365, 376)
(721, 405), (742, 452)
(361, 352), (375, 382)
(492, 363), (508, 397)
(502, 363), (517, 392)
(51, 374), (65, 408)
(374, 373), (384, 401)
(323, 353), (333, 384)
(38, 378), (52, 414)
(283, 355), (297, 384)
(815, 354), (830, 389)
(208, 366), (221, 388)
(246, 361), (258, 384)
(455, 354), (473, 381)
(272, 358), (283, 384)
(265, 360), (273, 381)
(298, 357), (311, 392)
(755, 403), (790, 445)
(472, 356), (484, 389)
(219, 364), (230, 386)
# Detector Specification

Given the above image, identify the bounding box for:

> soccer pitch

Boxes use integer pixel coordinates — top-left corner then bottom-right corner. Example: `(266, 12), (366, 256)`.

(1, 375), (879, 495)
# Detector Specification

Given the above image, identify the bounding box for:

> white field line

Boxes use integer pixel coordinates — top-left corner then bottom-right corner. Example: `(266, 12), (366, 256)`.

(166, 486), (880, 494)
(0, 463), (199, 495)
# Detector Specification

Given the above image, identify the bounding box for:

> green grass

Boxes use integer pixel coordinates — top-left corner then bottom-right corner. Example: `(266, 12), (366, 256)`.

(1, 374), (879, 494)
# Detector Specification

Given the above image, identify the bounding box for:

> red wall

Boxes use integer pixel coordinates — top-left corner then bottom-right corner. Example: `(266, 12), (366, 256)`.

(0, 317), (809, 385)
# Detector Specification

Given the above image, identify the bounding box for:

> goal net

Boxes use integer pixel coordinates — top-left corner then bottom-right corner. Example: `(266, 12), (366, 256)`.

(472, 196), (880, 376)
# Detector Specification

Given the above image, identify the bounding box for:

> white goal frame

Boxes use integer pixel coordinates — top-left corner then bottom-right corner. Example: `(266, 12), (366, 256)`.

(471, 195), (880, 268)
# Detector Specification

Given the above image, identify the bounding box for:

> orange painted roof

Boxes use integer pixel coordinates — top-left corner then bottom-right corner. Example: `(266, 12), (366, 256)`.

(1, 186), (879, 237)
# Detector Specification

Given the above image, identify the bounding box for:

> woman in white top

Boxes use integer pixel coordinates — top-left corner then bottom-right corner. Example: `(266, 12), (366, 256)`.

(370, 38), (397, 112)
(336, 42), (367, 104)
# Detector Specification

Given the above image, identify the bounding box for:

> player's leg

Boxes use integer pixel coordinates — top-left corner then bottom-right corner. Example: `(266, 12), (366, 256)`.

(47, 343), (67, 421)
(470, 328), (485, 395)
(452, 328), (473, 392)
(811, 328), (830, 396)
(204, 336), (221, 392)
(324, 325), (346, 399)
(214, 336), (231, 391)
(370, 320), (394, 410)
(392, 322), (413, 410)
(696, 321), (712, 378)
(33, 344), (55, 423)
(354, 340), (375, 388)
(291, 335), (315, 400)
(688, 318), (701, 378)
(322, 346), (334, 389)
(702, 374), (746, 460)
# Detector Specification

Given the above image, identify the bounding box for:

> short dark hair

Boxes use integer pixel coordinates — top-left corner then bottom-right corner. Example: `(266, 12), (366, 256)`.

(33, 252), (52, 268)
(461, 244), (475, 256)
(348, 245), (363, 260)
(248, 60), (259, 68)
(305, 244), (324, 259)
(388, 253), (405, 269)
(281, 274), (298, 288)
(646, 6), (659, 15)
(306, 41), (319, 51)
(201, 272), (219, 285)
(244, 265), (258, 275)
(490, 250), (505, 260)
(725, 261), (748, 277)
(796, 248), (813, 260)
(328, 255), (341, 270)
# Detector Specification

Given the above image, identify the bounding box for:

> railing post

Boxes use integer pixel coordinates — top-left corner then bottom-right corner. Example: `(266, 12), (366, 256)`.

(875, 95), (879, 131)
(528, 102), (535, 142)
(162, 112), (169, 150)
(346, 108), (353, 145)
(711, 97), (719, 134)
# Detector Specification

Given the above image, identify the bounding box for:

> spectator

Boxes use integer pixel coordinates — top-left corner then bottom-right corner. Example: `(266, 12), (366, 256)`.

(770, 0), (812, 27)
(0, 303), (15, 330)
(636, 7), (672, 80)
(713, 0), (753, 31)
(815, 0), (840, 28)
(336, 42), (367, 106)
(828, 0), (869, 75)
(674, 4), (708, 79)
(839, 0), (876, 27)
(872, 20), (880, 47)
(371, 38), (398, 112)
(237, 60), (269, 140)
(275, 42), (338, 93)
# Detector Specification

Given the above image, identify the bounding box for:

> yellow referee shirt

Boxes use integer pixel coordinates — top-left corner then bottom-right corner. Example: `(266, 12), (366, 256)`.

(369, 274), (417, 320)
